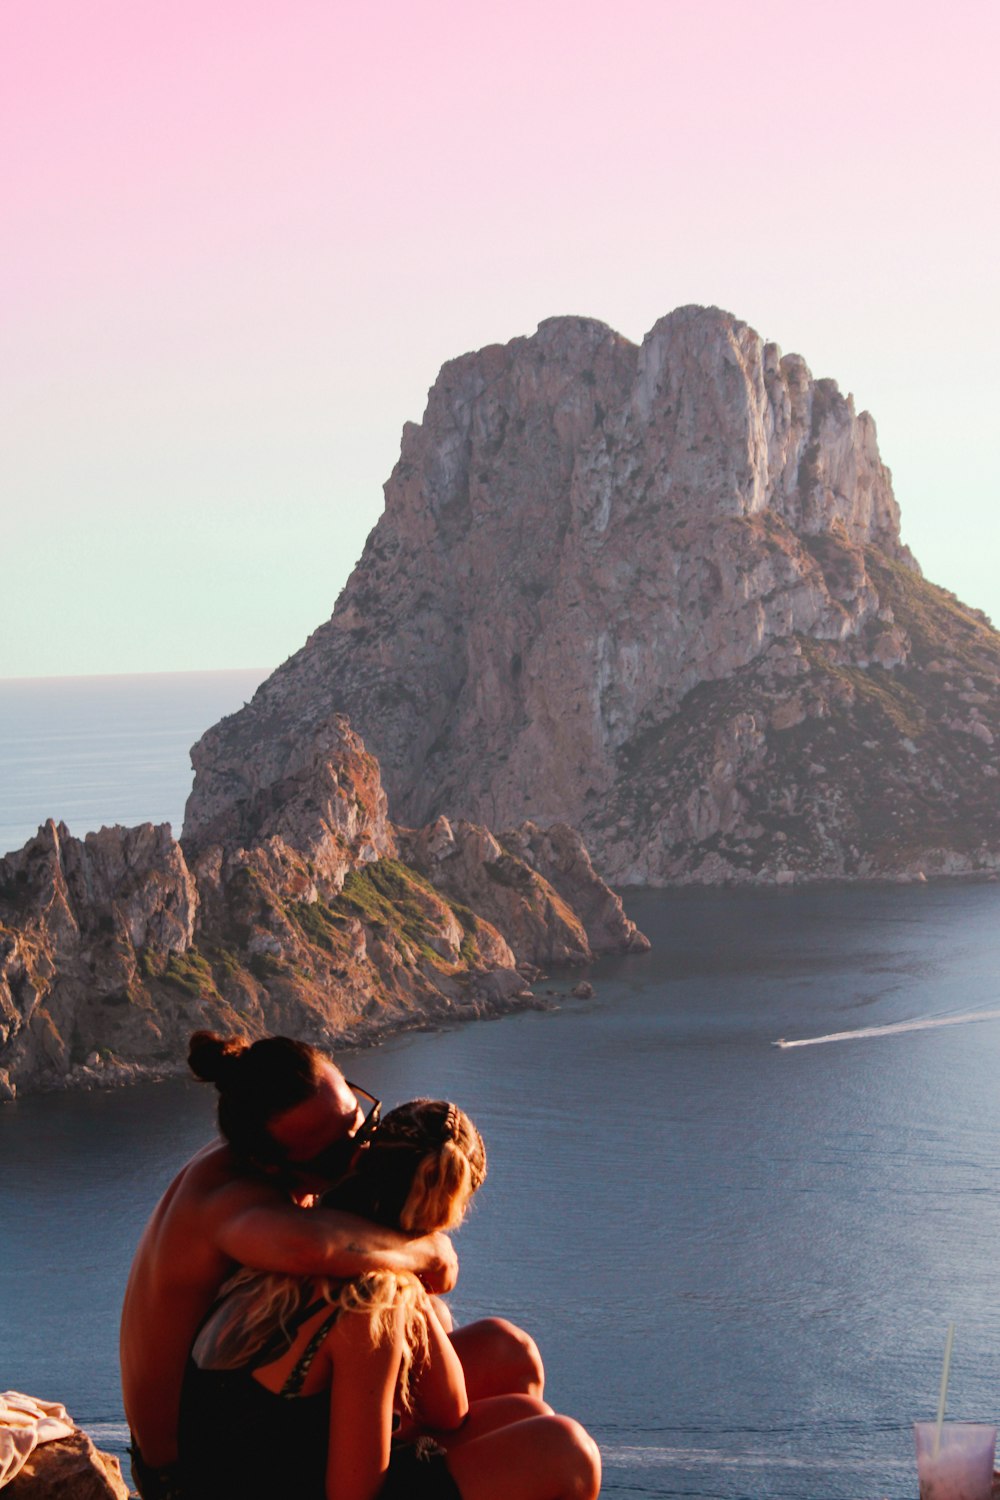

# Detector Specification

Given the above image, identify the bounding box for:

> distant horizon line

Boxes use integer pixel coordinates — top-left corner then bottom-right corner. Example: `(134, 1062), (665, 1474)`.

(0, 665), (273, 686)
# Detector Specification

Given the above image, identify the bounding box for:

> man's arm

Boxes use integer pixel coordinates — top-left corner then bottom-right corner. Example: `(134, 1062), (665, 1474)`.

(213, 1194), (458, 1291)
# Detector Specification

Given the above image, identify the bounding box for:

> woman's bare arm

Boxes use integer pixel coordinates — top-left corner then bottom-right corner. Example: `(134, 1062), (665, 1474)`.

(410, 1293), (469, 1433)
(325, 1307), (403, 1500)
(428, 1294), (454, 1332)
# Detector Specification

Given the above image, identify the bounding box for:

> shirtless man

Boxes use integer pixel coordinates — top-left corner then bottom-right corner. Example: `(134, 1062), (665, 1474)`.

(121, 1031), (541, 1500)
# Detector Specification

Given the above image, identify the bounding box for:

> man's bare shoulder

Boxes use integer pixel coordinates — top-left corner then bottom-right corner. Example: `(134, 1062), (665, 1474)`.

(160, 1140), (290, 1226)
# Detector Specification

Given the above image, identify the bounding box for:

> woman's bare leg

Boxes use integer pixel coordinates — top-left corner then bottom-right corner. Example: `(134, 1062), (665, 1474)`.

(449, 1317), (545, 1400)
(443, 1414), (601, 1500)
(400, 1391), (550, 1448)
(439, 1394), (553, 1448)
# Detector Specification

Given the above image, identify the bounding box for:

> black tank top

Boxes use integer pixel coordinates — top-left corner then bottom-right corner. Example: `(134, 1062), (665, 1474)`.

(178, 1293), (463, 1500)
(178, 1301), (340, 1500)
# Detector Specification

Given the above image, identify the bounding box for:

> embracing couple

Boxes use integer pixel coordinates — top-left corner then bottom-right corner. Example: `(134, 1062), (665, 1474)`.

(120, 1030), (601, 1500)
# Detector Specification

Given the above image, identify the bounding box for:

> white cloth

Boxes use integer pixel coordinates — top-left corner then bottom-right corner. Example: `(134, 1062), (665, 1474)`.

(0, 1391), (76, 1490)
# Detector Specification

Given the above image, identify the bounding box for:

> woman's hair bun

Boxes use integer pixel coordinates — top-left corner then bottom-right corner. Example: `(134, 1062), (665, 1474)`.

(188, 1030), (250, 1086)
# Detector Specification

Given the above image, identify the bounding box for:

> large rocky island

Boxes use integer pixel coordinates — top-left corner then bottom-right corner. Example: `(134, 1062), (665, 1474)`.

(3, 303), (999, 1098)
(188, 305), (1000, 885)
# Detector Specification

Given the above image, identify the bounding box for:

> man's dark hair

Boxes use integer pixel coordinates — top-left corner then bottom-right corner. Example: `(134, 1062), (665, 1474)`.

(188, 1030), (328, 1165)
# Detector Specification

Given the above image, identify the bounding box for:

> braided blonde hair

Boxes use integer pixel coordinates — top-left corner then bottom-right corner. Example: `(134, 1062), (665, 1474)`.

(383, 1099), (487, 1232)
(334, 1099), (487, 1405)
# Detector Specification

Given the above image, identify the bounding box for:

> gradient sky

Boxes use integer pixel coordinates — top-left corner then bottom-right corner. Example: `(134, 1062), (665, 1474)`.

(4, 0), (998, 678)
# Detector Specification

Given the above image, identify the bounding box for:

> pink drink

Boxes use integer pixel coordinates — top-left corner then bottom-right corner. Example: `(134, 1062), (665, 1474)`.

(913, 1422), (997, 1500)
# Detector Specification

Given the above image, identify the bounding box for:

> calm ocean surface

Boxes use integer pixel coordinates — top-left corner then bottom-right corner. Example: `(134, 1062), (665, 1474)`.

(0, 669), (268, 856)
(2, 675), (1000, 1499)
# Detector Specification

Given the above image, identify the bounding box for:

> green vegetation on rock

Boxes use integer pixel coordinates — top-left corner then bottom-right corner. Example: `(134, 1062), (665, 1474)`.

(147, 947), (220, 1000)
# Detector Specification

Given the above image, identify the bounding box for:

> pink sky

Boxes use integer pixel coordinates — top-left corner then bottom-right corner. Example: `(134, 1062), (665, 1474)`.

(4, 0), (999, 674)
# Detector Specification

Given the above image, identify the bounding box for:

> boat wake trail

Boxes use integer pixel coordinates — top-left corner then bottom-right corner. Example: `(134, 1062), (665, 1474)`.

(775, 1009), (1000, 1049)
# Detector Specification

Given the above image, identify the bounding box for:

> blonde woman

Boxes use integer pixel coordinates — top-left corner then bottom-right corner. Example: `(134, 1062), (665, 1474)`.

(178, 1099), (600, 1500)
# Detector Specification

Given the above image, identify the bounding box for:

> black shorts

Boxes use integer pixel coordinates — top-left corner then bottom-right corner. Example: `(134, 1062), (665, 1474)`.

(129, 1439), (187, 1500)
(379, 1438), (462, 1500)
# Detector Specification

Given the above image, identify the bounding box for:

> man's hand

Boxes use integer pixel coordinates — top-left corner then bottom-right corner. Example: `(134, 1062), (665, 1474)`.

(415, 1230), (458, 1294)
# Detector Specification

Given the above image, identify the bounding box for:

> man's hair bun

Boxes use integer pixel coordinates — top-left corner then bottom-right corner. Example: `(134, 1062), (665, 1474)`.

(188, 1030), (250, 1086)
(185, 1029), (331, 1165)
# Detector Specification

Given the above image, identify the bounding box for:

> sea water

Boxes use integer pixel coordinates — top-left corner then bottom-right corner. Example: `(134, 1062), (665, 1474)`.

(2, 676), (1000, 1499)
(0, 669), (267, 856)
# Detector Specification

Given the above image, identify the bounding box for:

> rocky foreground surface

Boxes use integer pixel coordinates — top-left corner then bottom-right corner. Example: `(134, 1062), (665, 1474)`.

(185, 305), (1000, 884)
(0, 718), (646, 1099)
(3, 1431), (128, 1499)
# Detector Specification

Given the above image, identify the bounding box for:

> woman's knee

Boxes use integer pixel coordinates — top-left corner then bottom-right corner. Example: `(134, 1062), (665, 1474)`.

(454, 1316), (545, 1399)
(548, 1416), (601, 1500)
(483, 1317), (544, 1396)
(446, 1411), (600, 1500)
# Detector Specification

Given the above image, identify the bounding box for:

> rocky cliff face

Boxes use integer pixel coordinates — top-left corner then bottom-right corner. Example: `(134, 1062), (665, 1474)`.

(0, 721), (646, 1099)
(184, 305), (1000, 883)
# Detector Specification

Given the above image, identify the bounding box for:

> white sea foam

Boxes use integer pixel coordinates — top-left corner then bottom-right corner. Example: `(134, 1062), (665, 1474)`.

(775, 1009), (1000, 1048)
(80, 1422), (130, 1443)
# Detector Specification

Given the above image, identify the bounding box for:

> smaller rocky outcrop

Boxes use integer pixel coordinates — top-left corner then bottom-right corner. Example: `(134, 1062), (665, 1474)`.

(183, 714), (395, 887)
(497, 822), (650, 954)
(4, 1431), (128, 1499)
(399, 817), (649, 965)
(0, 820), (202, 1098)
(0, 721), (646, 1099)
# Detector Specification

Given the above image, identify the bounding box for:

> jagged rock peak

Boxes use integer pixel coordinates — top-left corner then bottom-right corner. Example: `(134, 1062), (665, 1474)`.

(183, 305), (1000, 885)
(183, 711), (394, 884)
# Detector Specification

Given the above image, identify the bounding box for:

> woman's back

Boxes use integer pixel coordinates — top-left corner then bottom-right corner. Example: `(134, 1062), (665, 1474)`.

(180, 1275), (344, 1500)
